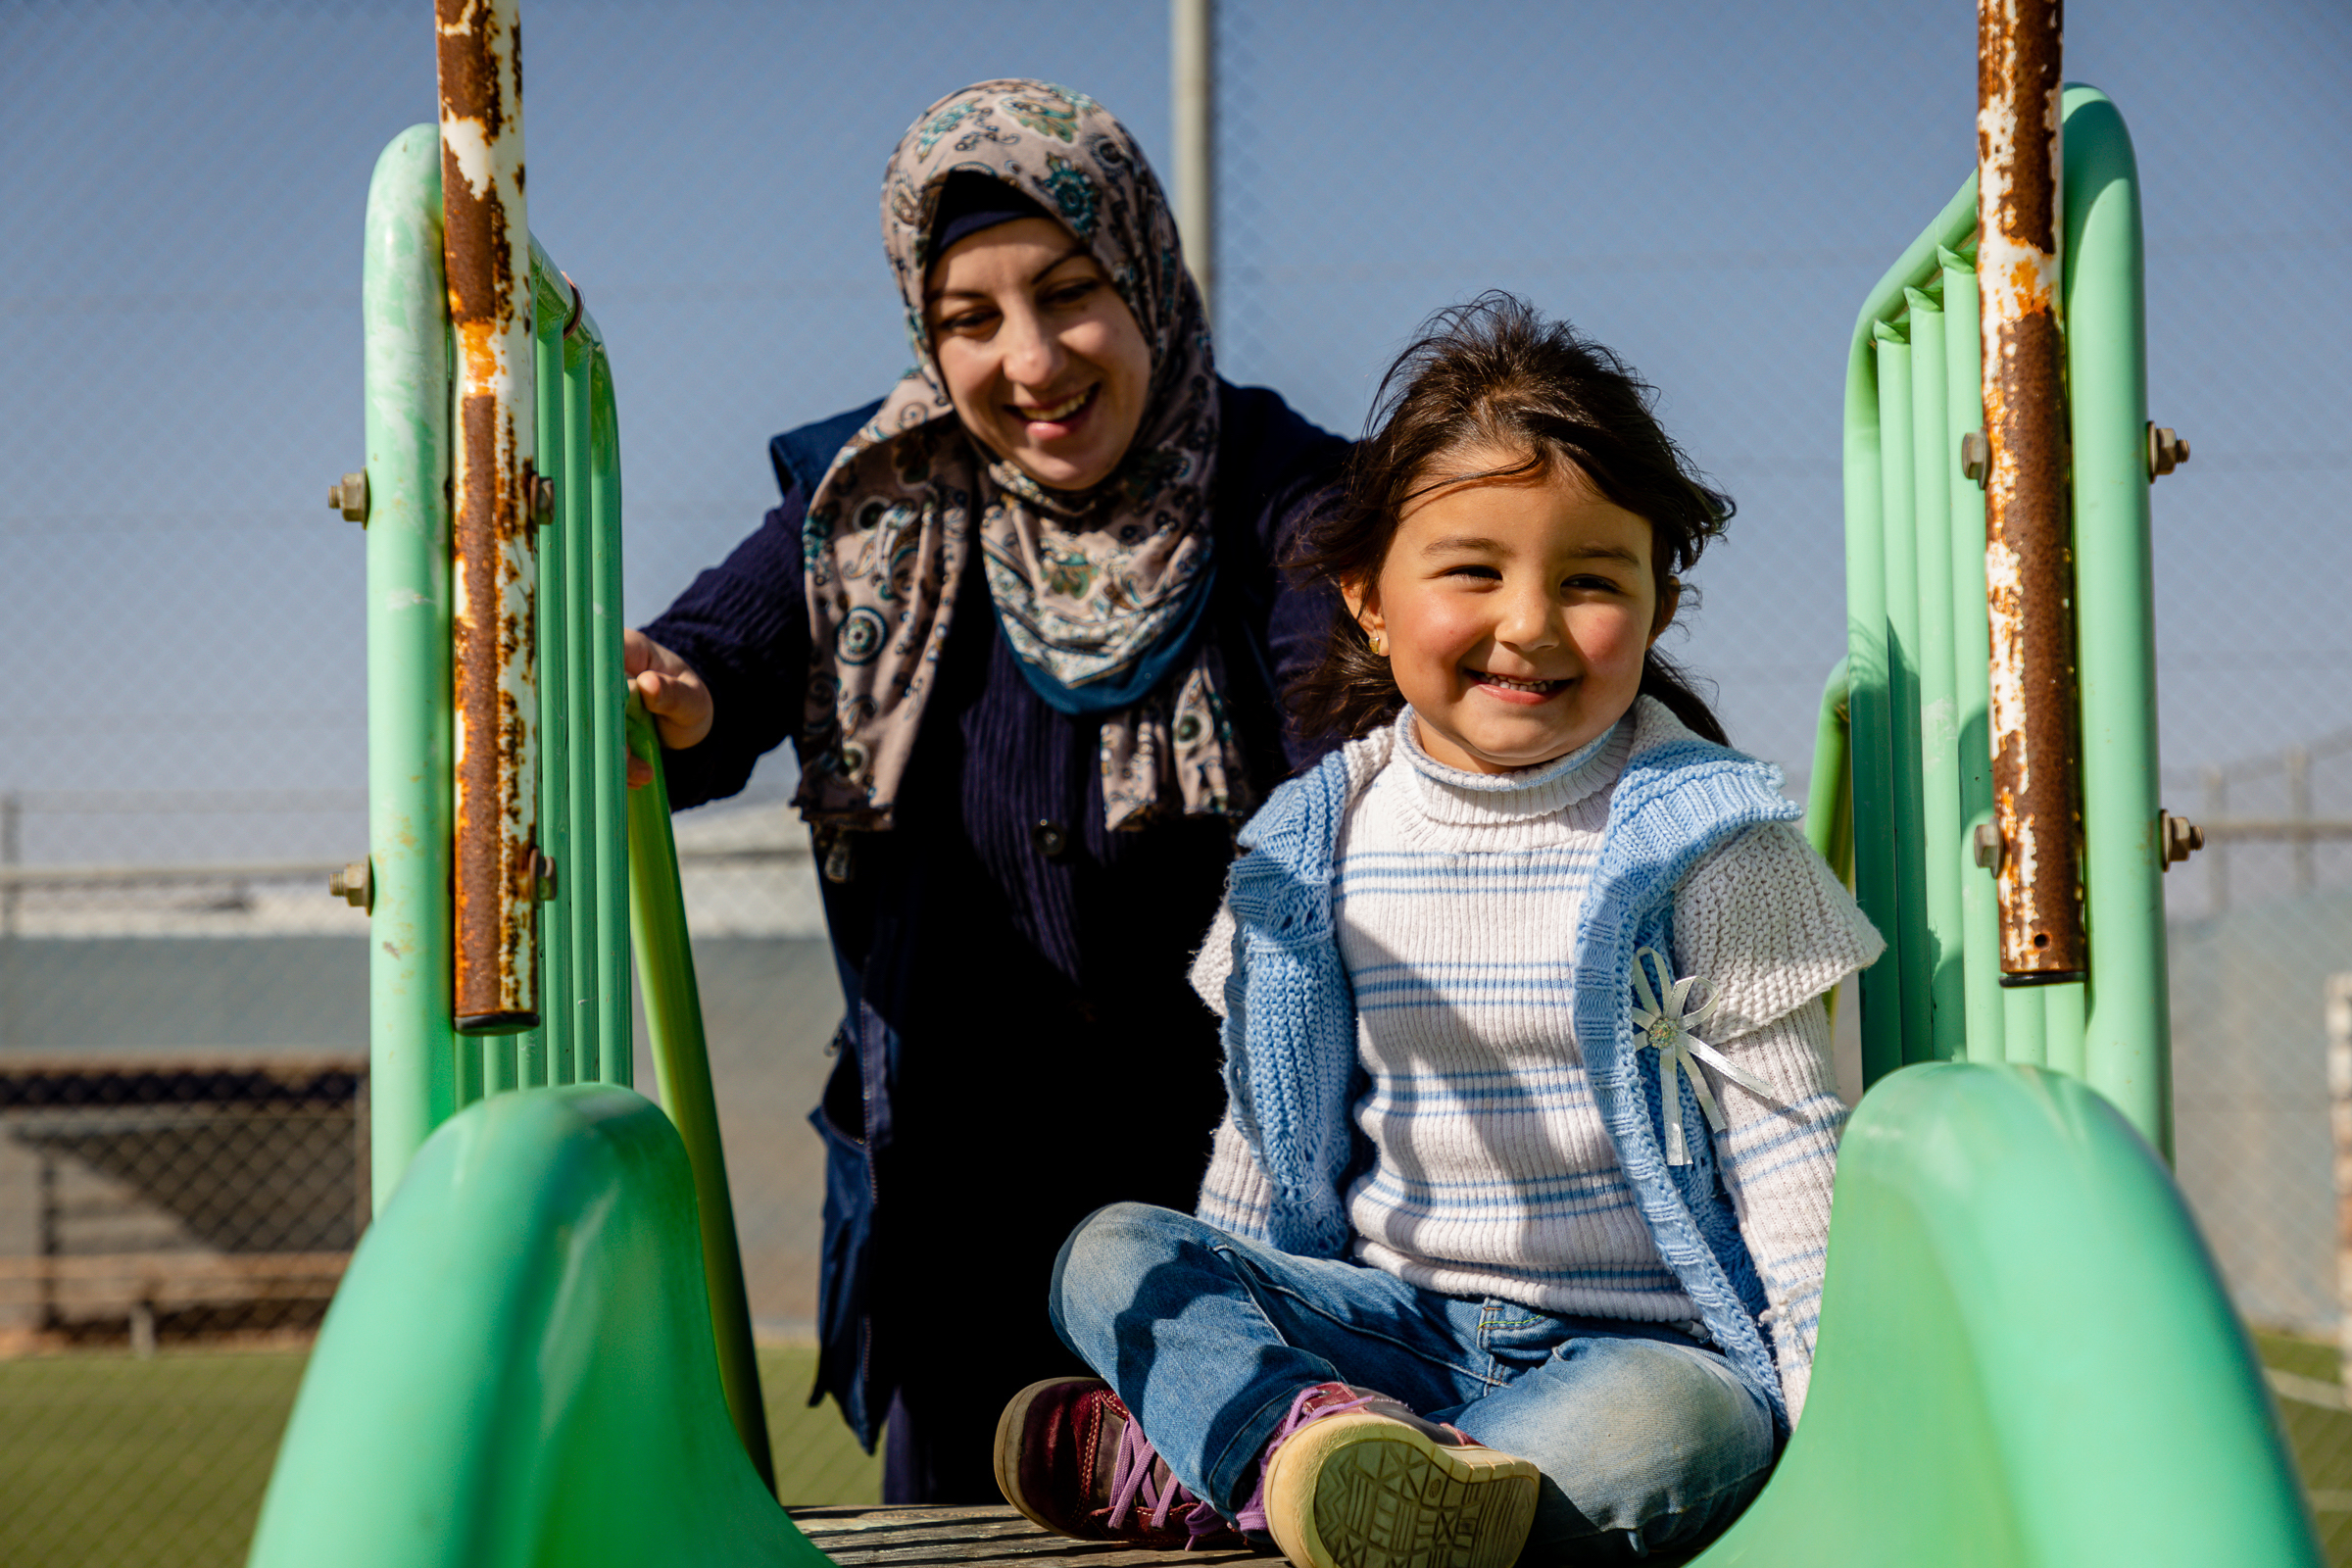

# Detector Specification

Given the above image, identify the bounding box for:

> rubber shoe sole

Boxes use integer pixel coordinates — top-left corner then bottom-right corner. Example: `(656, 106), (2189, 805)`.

(1261, 1411), (1539, 1568)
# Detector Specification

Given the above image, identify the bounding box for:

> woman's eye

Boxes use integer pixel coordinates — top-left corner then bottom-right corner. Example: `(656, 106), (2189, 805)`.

(939, 308), (996, 335)
(1045, 278), (1099, 308)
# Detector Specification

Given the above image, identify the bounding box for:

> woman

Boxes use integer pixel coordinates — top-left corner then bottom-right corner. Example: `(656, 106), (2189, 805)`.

(625, 80), (1351, 1503)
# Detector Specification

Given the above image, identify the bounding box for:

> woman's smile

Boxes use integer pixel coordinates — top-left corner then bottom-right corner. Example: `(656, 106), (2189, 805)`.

(926, 216), (1151, 491)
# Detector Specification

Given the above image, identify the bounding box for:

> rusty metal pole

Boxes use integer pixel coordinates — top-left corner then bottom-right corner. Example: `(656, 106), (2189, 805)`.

(1979, 0), (2085, 983)
(439, 0), (540, 1035)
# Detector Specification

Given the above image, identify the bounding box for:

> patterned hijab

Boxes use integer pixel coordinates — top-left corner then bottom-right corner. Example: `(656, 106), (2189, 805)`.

(795, 80), (1251, 833)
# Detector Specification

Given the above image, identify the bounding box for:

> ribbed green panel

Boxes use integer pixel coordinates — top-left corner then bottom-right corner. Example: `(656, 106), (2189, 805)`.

(361, 124), (457, 1211)
(1939, 247), (2007, 1066)
(1874, 322), (1935, 1068)
(2062, 85), (2171, 1157)
(1903, 283), (1966, 1063)
(1842, 172), (1975, 1091)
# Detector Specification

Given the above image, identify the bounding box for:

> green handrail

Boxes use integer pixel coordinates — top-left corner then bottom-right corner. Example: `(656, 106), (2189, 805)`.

(626, 694), (775, 1491)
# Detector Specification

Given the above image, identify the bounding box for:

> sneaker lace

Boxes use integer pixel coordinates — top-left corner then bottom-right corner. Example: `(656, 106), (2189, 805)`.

(1230, 1382), (1377, 1536)
(1105, 1413), (1232, 1544)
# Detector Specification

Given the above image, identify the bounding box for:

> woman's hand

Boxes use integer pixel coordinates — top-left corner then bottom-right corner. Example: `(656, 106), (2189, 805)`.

(624, 629), (714, 789)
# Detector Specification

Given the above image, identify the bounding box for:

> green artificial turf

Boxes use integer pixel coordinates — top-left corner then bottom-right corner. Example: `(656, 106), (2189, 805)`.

(0, 1344), (877, 1568)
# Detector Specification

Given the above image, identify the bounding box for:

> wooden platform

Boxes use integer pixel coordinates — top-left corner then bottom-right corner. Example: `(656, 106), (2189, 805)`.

(786, 1506), (1266, 1567)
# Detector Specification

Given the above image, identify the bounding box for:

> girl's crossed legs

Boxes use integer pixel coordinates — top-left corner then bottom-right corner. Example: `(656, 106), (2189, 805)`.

(1049, 1202), (1777, 1562)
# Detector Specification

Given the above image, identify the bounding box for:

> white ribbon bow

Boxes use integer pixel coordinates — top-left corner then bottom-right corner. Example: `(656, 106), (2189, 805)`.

(1630, 948), (1774, 1165)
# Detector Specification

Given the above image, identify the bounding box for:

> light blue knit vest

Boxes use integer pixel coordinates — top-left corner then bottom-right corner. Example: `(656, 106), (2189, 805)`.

(1219, 711), (1802, 1428)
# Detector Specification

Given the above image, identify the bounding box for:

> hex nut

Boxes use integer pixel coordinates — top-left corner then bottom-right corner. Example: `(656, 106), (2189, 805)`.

(330, 470), (370, 523)
(328, 858), (374, 911)
(533, 848), (558, 903)
(2147, 423), (2190, 478)
(2159, 810), (2205, 869)
(1973, 822), (2002, 871)
(1959, 429), (1989, 486)
(531, 472), (557, 525)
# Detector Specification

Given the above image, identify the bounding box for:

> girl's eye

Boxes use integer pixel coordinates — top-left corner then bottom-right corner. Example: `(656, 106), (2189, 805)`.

(1441, 563), (1500, 581)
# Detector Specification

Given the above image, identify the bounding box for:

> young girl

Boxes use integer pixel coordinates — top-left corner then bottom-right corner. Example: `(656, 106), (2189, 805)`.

(992, 295), (1881, 1565)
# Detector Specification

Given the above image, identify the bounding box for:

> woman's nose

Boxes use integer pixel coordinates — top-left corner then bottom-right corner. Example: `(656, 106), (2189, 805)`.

(998, 304), (1065, 388)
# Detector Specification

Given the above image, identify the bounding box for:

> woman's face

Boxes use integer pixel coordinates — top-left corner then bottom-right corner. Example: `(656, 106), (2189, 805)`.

(1348, 446), (1675, 774)
(924, 218), (1152, 492)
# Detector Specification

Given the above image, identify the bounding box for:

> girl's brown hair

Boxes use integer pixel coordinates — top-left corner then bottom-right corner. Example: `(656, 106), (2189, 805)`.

(1289, 292), (1732, 746)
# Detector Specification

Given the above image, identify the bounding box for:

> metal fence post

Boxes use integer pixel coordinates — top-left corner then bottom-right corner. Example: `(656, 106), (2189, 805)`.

(1171, 0), (1216, 330)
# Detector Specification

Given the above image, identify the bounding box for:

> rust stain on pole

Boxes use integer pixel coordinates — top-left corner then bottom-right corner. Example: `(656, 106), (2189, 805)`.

(440, 0), (539, 1033)
(1979, 0), (2085, 982)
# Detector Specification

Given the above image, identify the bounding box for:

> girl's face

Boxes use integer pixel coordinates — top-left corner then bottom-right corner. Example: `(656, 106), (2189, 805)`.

(924, 217), (1152, 491)
(1347, 445), (1677, 774)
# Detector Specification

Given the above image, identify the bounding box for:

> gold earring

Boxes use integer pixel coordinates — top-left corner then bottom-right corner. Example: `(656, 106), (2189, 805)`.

(1369, 628), (1389, 658)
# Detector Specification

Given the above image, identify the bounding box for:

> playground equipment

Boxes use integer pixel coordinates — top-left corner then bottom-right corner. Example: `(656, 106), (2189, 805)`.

(247, 6), (2319, 1563)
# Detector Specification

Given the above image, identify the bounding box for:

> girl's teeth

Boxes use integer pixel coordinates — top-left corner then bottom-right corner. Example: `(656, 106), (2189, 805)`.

(1481, 673), (1556, 693)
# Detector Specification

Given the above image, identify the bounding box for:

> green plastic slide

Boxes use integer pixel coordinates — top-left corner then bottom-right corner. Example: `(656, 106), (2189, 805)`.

(1697, 1062), (2315, 1566)
(247, 1084), (831, 1568)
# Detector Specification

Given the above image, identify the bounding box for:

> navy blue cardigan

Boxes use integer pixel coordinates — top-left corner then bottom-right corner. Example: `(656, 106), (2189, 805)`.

(644, 382), (1350, 1446)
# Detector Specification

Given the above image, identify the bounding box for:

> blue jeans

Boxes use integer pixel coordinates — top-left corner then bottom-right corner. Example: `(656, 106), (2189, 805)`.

(1049, 1203), (1778, 1563)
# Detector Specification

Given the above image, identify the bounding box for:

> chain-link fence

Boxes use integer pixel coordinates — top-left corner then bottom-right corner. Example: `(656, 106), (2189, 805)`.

(4, 1), (2349, 1562)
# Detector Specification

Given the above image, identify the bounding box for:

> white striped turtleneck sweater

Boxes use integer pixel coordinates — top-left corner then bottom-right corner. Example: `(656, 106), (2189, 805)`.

(1191, 701), (1882, 1420)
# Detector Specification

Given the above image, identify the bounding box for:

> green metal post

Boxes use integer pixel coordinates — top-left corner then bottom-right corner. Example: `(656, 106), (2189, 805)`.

(526, 253), (568, 1089)
(362, 125), (457, 1211)
(564, 329), (600, 1082)
(625, 696), (771, 1490)
(1905, 283), (1967, 1062)
(1874, 322), (1935, 1067)
(1806, 659), (1854, 889)
(590, 338), (632, 1079)
(1940, 247), (2007, 1065)
(1843, 327), (1903, 1090)
(2063, 84), (2171, 1156)
(2045, 979), (2088, 1078)
(562, 309), (601, 1079)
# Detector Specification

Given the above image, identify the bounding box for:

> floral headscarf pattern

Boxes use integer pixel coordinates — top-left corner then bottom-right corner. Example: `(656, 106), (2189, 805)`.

(795, 80), (1250, 833)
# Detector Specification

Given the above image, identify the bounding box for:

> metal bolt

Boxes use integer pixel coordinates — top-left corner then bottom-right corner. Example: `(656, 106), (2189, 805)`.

(327, 858), (374, 912)
(530, 471), (557, 525)
(1973, 822), (2002, 872)
(533, 848), (558, 903)
(1959, 429), (1989, 487)
(2147, 422), (2190, 478)
(328, 470), (370, 523)
(2159, 810), (2205, 871)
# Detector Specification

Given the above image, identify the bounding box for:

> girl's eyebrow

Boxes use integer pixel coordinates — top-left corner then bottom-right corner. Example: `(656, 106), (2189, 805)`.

(1417, 535), (1644, 568)
(924, 245), (1092, 305)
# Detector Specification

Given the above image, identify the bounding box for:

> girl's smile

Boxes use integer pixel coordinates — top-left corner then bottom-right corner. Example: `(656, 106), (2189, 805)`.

(1348, 444), (1677, 774)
